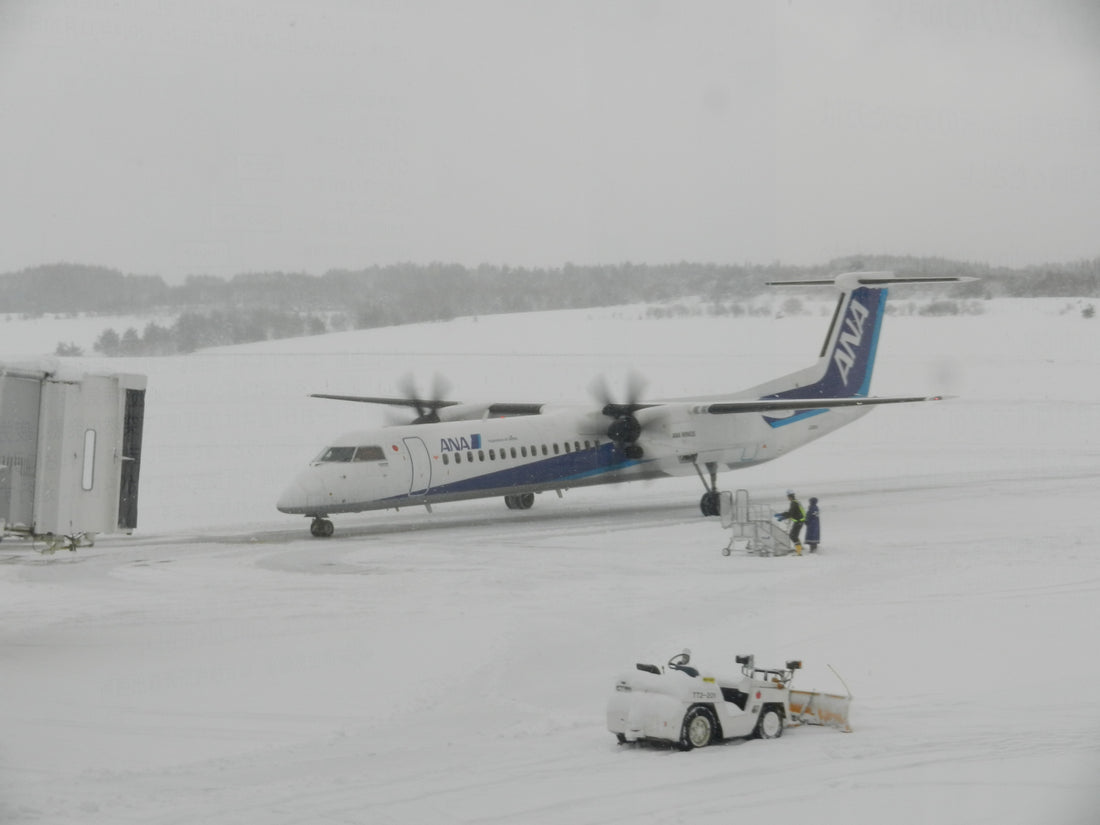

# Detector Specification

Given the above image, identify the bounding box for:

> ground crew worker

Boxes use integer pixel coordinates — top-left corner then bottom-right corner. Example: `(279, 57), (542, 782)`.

(805, 496), (820, 552)
(775, 489), (806, 555)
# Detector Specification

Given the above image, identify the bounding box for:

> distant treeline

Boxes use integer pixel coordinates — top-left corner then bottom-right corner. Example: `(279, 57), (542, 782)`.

(86, 309), (332, 356)
(1, 256), (1095, 356)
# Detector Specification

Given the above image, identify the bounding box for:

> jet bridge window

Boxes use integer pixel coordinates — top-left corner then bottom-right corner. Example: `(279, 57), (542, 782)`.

(353, 446), (385, 462)
(318, 446), (355, 462)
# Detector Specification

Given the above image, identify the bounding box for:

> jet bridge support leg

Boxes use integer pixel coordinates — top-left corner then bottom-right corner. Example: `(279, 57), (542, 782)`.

(695, 461), (721, 517)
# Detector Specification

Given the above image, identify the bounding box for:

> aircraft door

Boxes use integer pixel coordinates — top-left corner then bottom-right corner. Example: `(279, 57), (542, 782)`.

(402, 437), (432, 496)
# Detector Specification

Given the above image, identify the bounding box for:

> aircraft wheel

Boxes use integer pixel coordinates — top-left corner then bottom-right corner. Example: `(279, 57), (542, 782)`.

(679, 706), (717, 750)
(310, 518), (334, 538)
(516, 493), (534, 510)
(504, 495), (517, 510)
(700, 491), (721, 517)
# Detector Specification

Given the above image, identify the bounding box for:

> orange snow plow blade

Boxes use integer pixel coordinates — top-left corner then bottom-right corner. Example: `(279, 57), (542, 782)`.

(789, 689), (852, 732)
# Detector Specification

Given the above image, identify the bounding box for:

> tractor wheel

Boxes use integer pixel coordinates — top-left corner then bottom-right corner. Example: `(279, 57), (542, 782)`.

(679, 706), (717, 750)
(754, 706), (784, 739)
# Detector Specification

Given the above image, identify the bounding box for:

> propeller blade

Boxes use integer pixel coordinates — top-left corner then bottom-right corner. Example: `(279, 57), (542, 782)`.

(625, 370), (647, 407)
(396, 372), (456, 424)
(588, 374), (614, 409)
(590, 372), (652, 417)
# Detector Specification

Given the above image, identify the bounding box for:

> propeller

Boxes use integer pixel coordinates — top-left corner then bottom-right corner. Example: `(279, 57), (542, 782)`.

(396, 373), (454, 424)
(589, 371), (650, 459)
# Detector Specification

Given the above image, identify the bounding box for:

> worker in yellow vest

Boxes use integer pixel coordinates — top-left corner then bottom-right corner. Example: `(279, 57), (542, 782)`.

(774, 490), (806, 555)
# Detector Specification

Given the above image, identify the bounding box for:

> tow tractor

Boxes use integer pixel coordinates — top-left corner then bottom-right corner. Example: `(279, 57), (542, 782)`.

(607, 650), (852, 749)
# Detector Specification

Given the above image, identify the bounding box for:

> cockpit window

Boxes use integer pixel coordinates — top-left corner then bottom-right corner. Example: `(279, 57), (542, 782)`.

(317, 446), (355, 462)
(353, 445), (385, 462)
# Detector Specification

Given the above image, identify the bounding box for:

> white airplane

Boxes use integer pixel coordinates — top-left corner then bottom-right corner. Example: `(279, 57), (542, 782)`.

(278, 271), (968, 537)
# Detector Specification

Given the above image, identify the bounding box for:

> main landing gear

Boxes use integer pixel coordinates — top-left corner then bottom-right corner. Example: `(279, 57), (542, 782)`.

(504, 492), (535, 510)
(310, 517), (335, 538)
(695, 461), (722, 517)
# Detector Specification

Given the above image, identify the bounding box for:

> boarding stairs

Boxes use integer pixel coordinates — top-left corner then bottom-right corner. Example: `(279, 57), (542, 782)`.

(719, 489), (794, 556)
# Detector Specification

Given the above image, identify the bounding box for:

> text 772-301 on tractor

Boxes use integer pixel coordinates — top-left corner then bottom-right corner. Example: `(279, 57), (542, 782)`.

(606, 650), (852, 750)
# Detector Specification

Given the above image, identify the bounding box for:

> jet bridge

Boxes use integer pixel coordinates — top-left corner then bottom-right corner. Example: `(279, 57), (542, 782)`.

(0, 361), (146, 550)
(719, 489), (794, 556)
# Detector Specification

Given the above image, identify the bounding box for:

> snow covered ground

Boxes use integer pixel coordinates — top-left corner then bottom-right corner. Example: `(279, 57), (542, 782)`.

(2, 297), (1098, 824)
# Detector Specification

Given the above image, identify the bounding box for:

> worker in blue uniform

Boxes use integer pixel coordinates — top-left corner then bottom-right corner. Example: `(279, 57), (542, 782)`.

(805, 496), (820, 552)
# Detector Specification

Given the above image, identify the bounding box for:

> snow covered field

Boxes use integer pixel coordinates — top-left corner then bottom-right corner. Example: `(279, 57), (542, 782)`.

(2, 297), (1098, 824)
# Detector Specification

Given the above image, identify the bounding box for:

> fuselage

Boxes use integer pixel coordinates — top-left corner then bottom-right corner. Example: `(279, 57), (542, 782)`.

(276, 401), (868, 517)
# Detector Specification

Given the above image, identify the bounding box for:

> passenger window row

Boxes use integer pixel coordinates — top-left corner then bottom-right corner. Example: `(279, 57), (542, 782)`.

(319, 440), (600, 467)
(441, 440), (598, 466)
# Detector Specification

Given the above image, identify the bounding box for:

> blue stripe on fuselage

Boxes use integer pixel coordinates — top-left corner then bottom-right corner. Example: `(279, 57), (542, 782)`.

(382, 441), (644, 503)
(763, 408), (828, 428)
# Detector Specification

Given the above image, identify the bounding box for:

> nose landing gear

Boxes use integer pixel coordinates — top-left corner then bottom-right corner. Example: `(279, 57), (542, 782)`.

(310, 517), (335, 538)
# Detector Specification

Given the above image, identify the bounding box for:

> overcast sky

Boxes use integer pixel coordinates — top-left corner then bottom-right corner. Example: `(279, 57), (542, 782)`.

(2, 0), (1098, 281)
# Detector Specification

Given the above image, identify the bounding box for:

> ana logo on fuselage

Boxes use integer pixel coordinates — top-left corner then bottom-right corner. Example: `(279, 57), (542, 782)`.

(440, 434), (482, 452)
(833, 298), (870, 386)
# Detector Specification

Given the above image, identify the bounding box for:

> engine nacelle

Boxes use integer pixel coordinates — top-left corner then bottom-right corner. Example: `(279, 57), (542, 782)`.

(436, 403), (495, 422)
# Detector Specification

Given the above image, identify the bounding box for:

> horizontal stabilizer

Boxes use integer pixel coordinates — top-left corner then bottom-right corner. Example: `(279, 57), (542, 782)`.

(768, 271), (977, 289)
(705, 394), (950, 415)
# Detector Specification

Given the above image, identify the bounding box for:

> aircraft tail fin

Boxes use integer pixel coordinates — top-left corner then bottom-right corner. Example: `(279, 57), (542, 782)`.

(763, 271), (974, 401)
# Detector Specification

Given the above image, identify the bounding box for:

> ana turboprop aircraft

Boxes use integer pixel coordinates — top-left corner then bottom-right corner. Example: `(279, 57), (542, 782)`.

(278, 272), (968, 537)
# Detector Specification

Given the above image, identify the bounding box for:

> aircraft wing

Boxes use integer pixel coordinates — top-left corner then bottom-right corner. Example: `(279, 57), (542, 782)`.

(312, 391), (948, 418)
(311, 393), (460, 412)
(310, 393), (546, 419)
(703, 394), (950, 414)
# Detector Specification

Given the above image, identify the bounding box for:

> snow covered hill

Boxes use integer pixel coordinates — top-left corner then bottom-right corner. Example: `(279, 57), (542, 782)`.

(1, 299), (1098, 824)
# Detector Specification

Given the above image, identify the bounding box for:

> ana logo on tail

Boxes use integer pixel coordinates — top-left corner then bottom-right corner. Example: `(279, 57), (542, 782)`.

(832, 298), (870, 387)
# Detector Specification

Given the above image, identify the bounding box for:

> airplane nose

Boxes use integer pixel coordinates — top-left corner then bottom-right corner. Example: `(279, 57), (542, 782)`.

(277, 472), (324, 514)
(276, 479), (306, 513)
